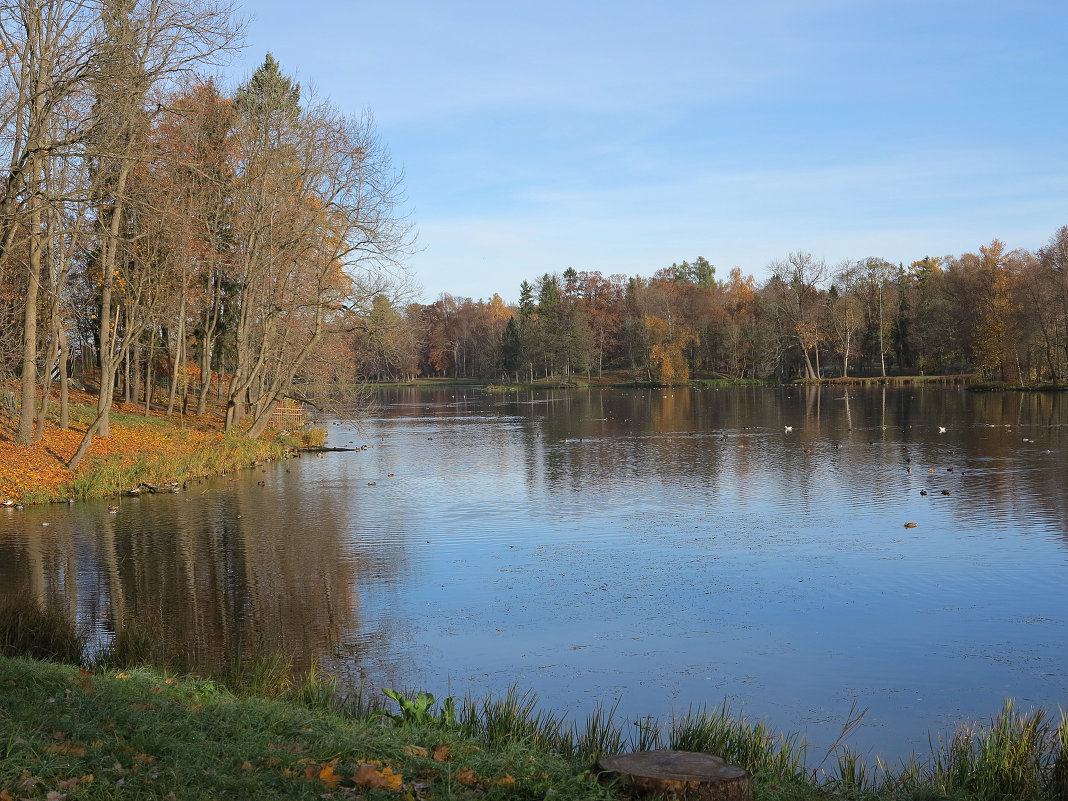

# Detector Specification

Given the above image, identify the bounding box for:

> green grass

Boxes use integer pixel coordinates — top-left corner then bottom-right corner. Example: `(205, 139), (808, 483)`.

(0, 656), (617, 801)
(3, 604), (1068, 800)
(689, 378), (777, 388)
(51, 431), (288, 503)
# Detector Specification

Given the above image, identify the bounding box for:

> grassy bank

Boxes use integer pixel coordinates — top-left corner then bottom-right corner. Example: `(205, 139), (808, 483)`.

(2, 653), (1067, 801)
(2, 600), (1067, 800)
(0, 393), (319, 505)
(0, 655), (616, 801)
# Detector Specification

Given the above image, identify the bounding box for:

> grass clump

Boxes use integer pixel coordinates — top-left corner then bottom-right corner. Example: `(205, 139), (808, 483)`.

(930, 699), (1058, 799)
(668, 701), (808, 782)
(298, 425), (328, 448)
(0, 595), (85, 665)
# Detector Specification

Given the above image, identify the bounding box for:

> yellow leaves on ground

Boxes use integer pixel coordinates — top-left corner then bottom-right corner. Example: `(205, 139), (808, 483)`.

(432, 743), (451, 763)
(317, 760), (341, 788)
(0, 389), (217, 502)
(353, 763), (403, 791)
(299, 759), (404, 793)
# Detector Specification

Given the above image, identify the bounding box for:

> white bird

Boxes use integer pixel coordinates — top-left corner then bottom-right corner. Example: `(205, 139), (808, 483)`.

(938, 426), (947, 433)
(784, 425), (793, 433)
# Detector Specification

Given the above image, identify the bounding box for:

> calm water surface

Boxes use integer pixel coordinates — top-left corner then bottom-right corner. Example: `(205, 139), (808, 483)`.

(2, 386), (1067, 762)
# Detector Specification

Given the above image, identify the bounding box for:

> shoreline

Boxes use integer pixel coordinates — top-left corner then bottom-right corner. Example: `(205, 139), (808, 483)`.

(0, 652), (1064, 801)
(0, 392), (311, 506)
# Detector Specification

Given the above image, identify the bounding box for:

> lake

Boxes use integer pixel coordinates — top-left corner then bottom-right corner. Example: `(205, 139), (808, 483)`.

(2, 385), (1066, 763)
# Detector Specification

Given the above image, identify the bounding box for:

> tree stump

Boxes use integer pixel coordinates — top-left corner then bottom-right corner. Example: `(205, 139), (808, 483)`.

(598, 750), (752, 801)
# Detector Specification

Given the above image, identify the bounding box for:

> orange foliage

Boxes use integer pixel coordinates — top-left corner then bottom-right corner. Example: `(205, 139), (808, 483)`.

(0, 389), (223, 503)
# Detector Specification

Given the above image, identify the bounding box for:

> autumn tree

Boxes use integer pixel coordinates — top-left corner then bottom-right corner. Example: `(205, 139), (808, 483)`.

(766, 251), (827, 379)
(66, 0), (240, 469)
(645, 314), (698, 385)
(722, 267), (757, 377)
(1034, 226), (1068, 381)
(0, 0), (99, 444)
(151, 79), (235, 417)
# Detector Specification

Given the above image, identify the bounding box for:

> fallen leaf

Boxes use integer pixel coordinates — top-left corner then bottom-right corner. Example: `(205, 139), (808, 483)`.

(455, 768), (478, 786)
(404, 745), (428, 757)
(495, 773), (515, 787)
(381, 766), (403, 791)
(318, 760), (341, 787)
(432, 744), (451, 763)
(353, 764), (389, 789)
(45, 743), (86, 757)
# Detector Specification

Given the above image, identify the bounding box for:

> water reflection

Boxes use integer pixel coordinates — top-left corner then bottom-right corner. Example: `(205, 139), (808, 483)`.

(1, 386), (1066, 762)
(0, 468), (373, 676)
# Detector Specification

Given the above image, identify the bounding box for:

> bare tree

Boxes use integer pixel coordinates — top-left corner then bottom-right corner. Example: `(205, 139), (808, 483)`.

(0, 0), (98, 443)
(65, 0), (241, 469)
(827, 261), (865, 377)
(224, 56), (414, 436)
(767, 251), (827, 379)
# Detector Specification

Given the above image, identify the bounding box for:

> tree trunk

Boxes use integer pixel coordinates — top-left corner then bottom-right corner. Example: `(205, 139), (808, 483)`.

(59, 327), (69, 430)
(16, 175), (42, 445)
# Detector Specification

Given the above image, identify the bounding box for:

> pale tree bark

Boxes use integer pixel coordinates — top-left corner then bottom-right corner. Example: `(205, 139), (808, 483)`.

(768, 251), (827, 380)
(0, 0), (98, 443)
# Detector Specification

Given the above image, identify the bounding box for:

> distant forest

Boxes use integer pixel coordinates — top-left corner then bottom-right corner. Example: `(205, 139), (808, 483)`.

(356, 227), (1068, 385)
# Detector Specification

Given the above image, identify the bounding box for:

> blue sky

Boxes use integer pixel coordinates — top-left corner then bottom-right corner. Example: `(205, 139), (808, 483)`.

(227, 1), (1068, 303)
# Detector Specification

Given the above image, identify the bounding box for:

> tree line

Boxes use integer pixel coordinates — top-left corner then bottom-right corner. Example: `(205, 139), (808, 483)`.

(0, 0), (413, 465)
(353, 229), (1068, 387)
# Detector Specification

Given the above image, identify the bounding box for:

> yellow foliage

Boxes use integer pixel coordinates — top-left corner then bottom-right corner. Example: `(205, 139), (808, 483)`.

(645, 315), (698, 385)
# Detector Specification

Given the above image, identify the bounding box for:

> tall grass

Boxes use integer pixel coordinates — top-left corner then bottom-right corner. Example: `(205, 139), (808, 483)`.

(0, 595), (85, 664)
(458, 686), (570, 752)
(930, 699), (1058, 799)
(93, 617), (172, 669)
(1052, 707), (1068, 800)
(668, 701), (808, 780)
(3, 597), (1067, 801)
(56, 432), (288, 502)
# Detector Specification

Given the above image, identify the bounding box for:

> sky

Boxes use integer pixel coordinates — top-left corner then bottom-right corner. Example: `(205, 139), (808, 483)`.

(225, 1), (1068, 303)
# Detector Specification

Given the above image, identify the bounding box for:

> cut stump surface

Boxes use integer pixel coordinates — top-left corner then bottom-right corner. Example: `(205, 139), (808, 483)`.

(598, 750), (752, 801)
